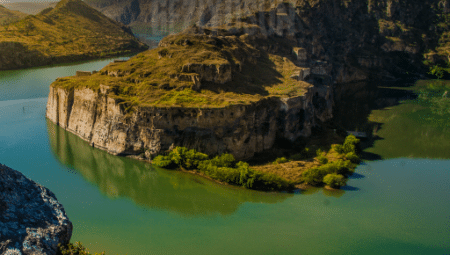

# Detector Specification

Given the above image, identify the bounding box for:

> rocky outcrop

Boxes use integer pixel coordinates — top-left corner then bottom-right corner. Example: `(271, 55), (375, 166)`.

(85, 0), (450, 82)
(0, 164), (72, 255)
(46, 83), (332, 160)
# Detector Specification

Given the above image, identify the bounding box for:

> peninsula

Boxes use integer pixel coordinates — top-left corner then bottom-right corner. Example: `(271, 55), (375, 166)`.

(45, 0), (450, 191)
(0, 0), (148, 70)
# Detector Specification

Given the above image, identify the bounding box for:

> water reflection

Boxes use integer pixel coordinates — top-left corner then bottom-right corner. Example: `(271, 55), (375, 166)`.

(46, 120), (291, 217)
(332, 81), (450, 159)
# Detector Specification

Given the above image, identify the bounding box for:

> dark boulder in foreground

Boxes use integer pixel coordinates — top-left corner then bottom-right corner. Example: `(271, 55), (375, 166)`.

(0, 164), (72, 255)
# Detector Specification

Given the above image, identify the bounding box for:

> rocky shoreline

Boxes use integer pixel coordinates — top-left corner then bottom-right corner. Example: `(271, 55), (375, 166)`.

(0, 164), (72, 255)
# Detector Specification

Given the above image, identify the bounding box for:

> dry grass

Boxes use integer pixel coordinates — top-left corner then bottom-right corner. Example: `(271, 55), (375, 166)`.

(0, 5), (27, 25)
(53, 32), (311, 108)
(0, 0), (147, 64)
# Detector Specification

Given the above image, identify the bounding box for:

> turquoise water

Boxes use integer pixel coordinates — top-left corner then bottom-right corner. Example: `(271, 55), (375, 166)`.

(0, 60), (449, 254)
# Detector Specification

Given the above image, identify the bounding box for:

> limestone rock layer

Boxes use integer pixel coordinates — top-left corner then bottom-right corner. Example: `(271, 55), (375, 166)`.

(46, 84), (332, 160)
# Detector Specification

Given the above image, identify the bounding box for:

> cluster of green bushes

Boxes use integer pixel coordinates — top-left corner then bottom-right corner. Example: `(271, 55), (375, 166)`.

(301, 135), (360, 188)
(153, 147), (293, 191)
(57, 242), (105, 255)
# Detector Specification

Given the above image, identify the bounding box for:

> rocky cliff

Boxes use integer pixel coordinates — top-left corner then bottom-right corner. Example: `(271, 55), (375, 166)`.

(84, 0), (450, 82)
(46, 32), (335, 160)
(0, 164), (72, 255)
(46, 83), (332, 160)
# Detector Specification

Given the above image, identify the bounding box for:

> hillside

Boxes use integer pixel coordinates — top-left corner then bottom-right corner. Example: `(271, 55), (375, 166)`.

(51, 32), (312, 108)
(84, 0), (450, 80)
(0, 0), (148, 70)
(0, 5), (28, 25)
(1, 1), (57, 15)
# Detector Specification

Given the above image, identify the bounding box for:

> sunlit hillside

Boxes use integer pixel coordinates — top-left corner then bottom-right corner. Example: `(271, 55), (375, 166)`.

(0, 4), (27, 25)
(0, 0), (148, 70)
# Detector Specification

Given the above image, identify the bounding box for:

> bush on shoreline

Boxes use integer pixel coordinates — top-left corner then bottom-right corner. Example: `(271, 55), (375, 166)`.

(301, 135), (360, 187)
(57, 242), (105, 255)
(323, 173), (347, 188)
(153, 148), (294, 191)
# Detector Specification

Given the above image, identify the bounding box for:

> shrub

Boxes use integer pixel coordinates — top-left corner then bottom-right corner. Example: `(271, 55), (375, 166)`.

(301, 167), (329, 185)
(180, 148), (208, 169)
(152, 155), (175, 168)
(154, 147), (293, 191)
(345, 152), (360, 163)
(57, 242), (105, 255)
(316, 148), (324, 157)
(153, 147), (208, 169)
(317, 155), (328, 164)
(274, 157), (289, 164)
(332, 144), (344, 154)
(301, 159), (355, 186)
(323, 173), (347, 188)
(210, 153), (236, 168)
(342, 134), (360, 154)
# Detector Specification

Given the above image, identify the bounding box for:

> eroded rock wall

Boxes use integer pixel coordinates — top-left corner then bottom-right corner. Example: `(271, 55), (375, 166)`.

(46, 84), (332, 160)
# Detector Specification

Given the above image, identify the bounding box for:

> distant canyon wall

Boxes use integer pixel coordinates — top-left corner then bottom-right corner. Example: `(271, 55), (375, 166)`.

(85, 0), (450, 82)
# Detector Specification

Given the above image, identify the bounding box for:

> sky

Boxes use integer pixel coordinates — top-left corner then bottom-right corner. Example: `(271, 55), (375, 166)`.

(1, 0), (58, 3)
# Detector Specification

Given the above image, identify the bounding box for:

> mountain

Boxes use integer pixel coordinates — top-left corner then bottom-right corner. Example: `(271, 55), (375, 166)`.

(0, 4), (28, 25)
(84, 0), (450, 80)
(1, 1), (57, 15)
(0, 0), (148, 70)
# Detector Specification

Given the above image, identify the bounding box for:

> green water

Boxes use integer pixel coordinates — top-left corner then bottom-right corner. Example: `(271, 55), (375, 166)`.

(0, 61), (449, 254)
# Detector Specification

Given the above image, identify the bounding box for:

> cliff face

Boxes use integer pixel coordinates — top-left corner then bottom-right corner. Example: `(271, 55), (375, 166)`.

(84, 0), (450, 82)
(46, 84), (332, 160)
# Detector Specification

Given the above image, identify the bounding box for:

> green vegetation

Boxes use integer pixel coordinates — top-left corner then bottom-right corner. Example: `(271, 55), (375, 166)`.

(57, 242), (105, 255)
(153, 147), (294, 191)
(417, 80), (450, 115)
(316, 149), (328, 164)
(300, 135), (360, 187)
(152, 135), (360, 190)
(0, 0), (147, 70)
(323, 173), (347, 188)
(428, 63), (450, 79)
(273, 157), (289, 164)
(51, 32), (310, 108)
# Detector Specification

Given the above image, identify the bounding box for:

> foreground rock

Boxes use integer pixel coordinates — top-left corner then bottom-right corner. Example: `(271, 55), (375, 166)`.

(0, 164), (72, 255)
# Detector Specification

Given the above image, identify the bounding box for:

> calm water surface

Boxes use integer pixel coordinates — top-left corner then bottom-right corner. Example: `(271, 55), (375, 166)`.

(0, 60), (449, 254)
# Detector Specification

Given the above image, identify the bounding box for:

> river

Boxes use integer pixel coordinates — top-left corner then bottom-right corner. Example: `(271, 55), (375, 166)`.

(0, 59), (449, 254)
